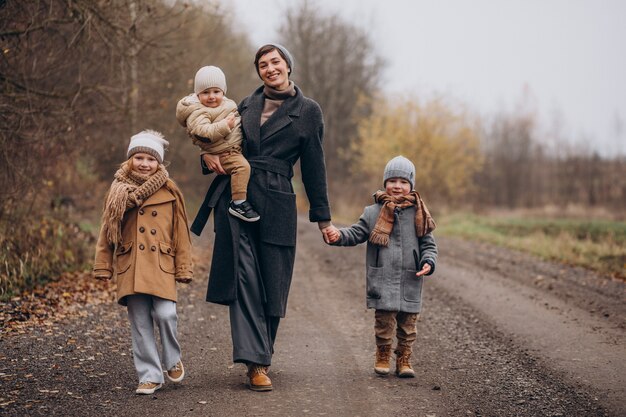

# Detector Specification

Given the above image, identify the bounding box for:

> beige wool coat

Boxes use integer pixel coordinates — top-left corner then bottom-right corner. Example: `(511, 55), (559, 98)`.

(93, 180), (193, 305)
(175, 95), (243, 154)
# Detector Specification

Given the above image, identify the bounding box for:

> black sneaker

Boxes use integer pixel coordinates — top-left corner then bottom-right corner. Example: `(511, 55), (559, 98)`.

(228, 200), (261, 222)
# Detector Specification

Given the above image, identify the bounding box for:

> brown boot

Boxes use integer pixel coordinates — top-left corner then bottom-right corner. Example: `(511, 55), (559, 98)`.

(247, 364), (273, 391)
(374, 344), (392, 375)
(395, 347), (415, 378)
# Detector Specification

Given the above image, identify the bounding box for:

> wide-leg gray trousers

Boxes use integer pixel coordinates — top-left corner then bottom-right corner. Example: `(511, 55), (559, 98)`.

(229, 230), (280, 366)
(126, 294), (181, 384)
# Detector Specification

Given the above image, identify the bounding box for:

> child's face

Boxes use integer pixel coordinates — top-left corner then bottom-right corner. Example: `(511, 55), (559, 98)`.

(131, 153), (159, 175)
(385, 177), (411, 197)
(198, 87), (224, 108)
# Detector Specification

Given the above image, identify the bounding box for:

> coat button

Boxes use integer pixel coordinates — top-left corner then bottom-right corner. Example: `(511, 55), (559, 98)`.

(139, 226), (145, 233)
(119, 247), (125, 253)
(167, 248), (171, 254)
(150, 229), (156, 235)
(151, 245), (156, 251)
(151, 210), (157, 216)
(139, 244), (145, 250)
(139, 209), (144, 215)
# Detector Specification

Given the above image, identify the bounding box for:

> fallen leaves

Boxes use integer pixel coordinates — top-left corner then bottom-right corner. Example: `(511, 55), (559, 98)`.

(0, 271), (116, 336)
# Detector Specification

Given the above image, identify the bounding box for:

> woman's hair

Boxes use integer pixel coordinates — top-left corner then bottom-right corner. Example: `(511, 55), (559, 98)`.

(254, 44), (290, 75)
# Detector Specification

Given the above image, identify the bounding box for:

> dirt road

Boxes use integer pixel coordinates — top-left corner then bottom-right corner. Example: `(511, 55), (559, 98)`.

(1, 217), (624, 416)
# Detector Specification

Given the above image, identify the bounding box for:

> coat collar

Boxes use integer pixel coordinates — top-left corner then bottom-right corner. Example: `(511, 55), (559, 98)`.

(141, 187), (175, 207)
(241, 85), (304, 157)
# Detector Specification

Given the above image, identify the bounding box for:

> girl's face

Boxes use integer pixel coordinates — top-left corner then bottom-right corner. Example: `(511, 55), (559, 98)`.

(385, 177), (412, 197)
(131, 153), (159, 175)
(257, 49), (290, 90)
(198, 87), (224, 108)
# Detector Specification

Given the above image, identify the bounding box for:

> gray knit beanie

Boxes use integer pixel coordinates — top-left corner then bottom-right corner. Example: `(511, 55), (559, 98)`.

(127, 130), (169, 164)
(194, 66), (227, 94)
(272, 44), (294, 74)
(383, 156), (415, 189)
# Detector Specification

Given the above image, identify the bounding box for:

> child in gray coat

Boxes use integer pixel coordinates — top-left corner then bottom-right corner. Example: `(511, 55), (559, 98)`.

(327, 156), (438, 377)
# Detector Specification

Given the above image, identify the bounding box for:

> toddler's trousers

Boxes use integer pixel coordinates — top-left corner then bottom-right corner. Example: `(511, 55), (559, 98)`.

(218, 146), (250, 201)
(374, 309), (418, 351)
(127, 294), (181, 384)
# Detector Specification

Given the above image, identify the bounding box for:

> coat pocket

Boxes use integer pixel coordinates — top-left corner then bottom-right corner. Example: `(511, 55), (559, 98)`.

(158, 242), (176, 274)
(115, 241), (133, 275)
(401, 270), (423, 303)
(366, 265), (384, 299)
(260, 189), (297, 247)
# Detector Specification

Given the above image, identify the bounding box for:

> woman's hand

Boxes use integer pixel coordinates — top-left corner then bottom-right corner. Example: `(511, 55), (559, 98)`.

(321, 225), (340, 244)
(202, 153), (226, 175)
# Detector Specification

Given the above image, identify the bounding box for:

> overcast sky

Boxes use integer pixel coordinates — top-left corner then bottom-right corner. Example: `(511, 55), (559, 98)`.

(229, 0), (626, 155)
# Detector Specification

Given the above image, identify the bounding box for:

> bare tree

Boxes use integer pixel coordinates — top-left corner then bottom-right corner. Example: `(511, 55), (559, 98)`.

(279, 0), (381, 189)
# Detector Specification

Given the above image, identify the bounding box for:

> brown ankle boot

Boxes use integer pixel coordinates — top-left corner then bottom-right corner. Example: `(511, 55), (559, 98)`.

(247, 364), (273, 391)
(374, 344), (392, 375)
(395, 347), (415, 378)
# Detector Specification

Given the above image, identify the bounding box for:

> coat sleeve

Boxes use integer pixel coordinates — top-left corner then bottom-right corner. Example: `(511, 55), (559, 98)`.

(299, 101), (331, 222)
(172, 187), (194, 280)
(93, 223), (114, 279)
(333, 207), (374, 247)
(187, 109), (233, 143)
(418, 232), (438, 275)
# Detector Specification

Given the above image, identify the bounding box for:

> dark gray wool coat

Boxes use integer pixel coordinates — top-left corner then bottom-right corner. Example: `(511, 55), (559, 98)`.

(191, 85), (331, 318)
(333, 203), (438, 313)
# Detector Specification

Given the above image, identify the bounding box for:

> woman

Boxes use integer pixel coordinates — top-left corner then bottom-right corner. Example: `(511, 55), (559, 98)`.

(191, 44), (335, 391)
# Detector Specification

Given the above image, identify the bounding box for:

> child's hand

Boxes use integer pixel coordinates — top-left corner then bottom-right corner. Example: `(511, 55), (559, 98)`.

(176, 277), (192, 284)
(415, 263), (431, 277)
(226, 113), (236, 129)
(94, 274), (112, 281)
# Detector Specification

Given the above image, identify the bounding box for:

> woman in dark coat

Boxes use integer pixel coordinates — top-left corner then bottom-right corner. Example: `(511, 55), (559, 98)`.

(191, 44), (335, 391)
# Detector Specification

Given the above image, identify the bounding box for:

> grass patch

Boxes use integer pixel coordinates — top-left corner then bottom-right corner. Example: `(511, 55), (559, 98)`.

(438, 213), (626, 279)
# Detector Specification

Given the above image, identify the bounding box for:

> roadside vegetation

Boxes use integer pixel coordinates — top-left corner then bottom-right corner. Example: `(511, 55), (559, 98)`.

(438, 213), (626, 280)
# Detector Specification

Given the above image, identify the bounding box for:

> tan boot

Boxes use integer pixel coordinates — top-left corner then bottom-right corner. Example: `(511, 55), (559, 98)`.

(247, 364), (273, 391)
(374, 344), (392, 375)
(395, 347), (415, 378)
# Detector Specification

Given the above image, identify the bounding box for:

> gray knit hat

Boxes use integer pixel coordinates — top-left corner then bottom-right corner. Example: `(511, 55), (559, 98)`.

(127, 130), (169, 164)
(194, 66), (227, 94)
(383, 156), (415, 189)
(272, 44), (294, 74)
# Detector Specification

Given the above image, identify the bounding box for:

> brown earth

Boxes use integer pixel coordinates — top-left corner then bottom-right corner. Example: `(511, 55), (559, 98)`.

(1, 217), (624, 416)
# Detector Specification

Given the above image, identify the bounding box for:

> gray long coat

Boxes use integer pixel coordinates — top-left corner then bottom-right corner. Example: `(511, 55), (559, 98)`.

(333, 203), (438, 313)
(191, 85), (331, 317)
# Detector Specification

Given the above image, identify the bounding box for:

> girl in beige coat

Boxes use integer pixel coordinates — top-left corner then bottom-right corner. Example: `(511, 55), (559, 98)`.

(93, 130), (193, 395)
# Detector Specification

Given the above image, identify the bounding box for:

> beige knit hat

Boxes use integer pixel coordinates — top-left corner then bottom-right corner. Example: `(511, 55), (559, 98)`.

(127, 130), (169, 163)
(194, 66), (227, 94)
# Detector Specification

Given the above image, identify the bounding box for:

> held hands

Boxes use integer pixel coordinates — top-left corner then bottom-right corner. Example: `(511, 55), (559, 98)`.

(202, 153), (226, 175)
(321, 225), (340, 244)
(175, 277), (192, 284)
(415, 263), (431, 277)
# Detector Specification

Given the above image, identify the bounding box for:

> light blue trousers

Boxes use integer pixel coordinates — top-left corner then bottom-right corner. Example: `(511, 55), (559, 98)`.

(126, 294), (181, 384)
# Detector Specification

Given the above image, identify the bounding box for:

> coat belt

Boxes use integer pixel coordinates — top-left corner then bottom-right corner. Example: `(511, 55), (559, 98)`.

(190, 156), (294, 236)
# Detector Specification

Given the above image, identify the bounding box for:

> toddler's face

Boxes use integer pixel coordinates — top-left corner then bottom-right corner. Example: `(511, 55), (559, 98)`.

(385, 177), (411, 197)
(198, 87), (224, 108)
(131, 153), (159, 176)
